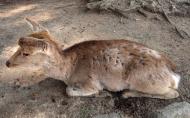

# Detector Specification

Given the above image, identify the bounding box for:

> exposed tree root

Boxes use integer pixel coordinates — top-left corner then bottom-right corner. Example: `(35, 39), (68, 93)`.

(86, 0), (190, 39)
(157, 0), (190, 39)
(162, 8), (190, 39)
(137, 8), (161, 20)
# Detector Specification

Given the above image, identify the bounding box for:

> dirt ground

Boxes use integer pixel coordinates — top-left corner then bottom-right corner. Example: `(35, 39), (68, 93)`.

(0, 0), (190, 118)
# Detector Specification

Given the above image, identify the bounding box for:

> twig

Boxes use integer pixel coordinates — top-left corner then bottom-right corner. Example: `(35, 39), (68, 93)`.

(87, 1), (141, 18)
(54, 3), (76, 9)
(137, 8), (149, 17)
(109, 8), (129, 18)
(108, 6), (142, 18)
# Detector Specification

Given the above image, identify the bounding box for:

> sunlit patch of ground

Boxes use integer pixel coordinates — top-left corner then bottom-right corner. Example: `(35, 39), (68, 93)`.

(0, 4), (37, 18)
(26, 12), (55, 22)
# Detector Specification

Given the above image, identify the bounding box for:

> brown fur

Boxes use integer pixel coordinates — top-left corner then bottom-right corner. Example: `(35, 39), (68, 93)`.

(6, 19), (180, 99)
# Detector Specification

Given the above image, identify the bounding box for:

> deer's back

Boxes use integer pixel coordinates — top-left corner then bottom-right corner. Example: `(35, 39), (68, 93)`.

(63, 39), (176, 91)
(64, 39), (175, 70)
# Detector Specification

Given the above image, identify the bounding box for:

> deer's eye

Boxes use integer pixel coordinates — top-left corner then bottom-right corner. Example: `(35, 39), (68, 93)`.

(23, 53), (30, 56)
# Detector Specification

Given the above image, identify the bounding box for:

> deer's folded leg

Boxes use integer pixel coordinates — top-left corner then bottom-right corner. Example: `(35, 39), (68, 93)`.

(122, 89), (179, 99)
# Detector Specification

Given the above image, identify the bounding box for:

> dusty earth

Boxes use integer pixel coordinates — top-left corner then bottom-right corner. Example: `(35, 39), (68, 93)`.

(0, 0), (190, 118)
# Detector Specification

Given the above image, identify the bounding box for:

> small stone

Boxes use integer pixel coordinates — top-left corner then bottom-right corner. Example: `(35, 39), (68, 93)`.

(147, 102), (190, 118)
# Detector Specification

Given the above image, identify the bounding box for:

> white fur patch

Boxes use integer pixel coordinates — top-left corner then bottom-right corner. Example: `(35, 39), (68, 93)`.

(171, 73), (181, 89)
(66, 86), (99, 96)
(149, 50), (161, 58)
(140, 48), (161, 59)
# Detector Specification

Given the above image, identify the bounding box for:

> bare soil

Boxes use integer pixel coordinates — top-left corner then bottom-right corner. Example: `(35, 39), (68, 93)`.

(0, 0), (190, 118)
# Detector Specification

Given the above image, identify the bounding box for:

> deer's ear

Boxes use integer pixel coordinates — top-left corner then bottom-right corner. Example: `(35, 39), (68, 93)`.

(18, 37), (48, 51)
(25, 17), (49, 33)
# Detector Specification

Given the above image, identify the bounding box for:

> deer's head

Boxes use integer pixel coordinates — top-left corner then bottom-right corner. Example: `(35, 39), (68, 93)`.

(6, 18), (63, 68)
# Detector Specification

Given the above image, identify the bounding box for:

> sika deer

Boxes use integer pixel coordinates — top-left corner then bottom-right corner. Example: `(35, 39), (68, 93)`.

(6, 18), (180, 99)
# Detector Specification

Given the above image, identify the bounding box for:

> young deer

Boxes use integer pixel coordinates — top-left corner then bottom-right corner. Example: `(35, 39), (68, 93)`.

(6, 18), (180, 99)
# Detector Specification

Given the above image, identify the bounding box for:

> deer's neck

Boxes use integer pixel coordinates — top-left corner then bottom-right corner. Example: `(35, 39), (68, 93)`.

(47, 51), (77, 84)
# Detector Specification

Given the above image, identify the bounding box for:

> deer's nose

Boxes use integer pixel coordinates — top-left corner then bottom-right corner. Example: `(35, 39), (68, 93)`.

(6, 61), (10, 67)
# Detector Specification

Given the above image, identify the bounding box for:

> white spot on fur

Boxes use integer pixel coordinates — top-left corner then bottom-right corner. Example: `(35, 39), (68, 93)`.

(66, 86), (99, 96)
(140, 48), (161, 59)
(149, 50), (161, 58)
(171, 73), (181, 89)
